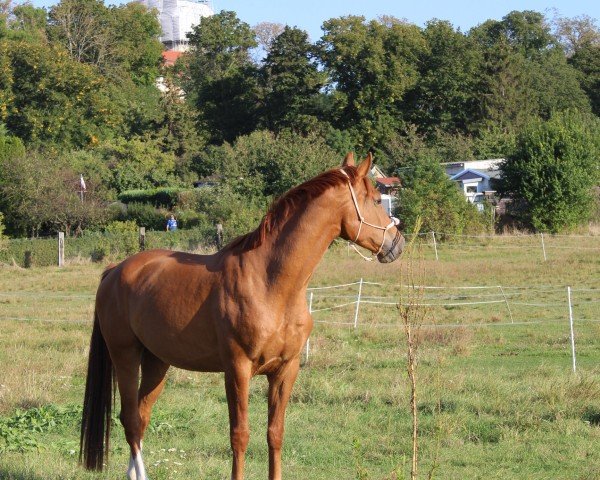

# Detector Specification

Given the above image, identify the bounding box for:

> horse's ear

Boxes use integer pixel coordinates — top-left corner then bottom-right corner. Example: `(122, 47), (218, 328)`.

(342, 152), (355, 167)
(356, 152), (373, 178)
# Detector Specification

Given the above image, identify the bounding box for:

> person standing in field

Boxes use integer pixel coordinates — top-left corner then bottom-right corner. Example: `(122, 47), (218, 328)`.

(166, 214), (178, 232)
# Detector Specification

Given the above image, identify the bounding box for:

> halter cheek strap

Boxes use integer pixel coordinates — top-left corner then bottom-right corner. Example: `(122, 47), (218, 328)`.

(340, 169), (400, 260)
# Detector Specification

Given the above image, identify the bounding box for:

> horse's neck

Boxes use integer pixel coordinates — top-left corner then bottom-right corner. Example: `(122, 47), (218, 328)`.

(253, 190), (342, 297)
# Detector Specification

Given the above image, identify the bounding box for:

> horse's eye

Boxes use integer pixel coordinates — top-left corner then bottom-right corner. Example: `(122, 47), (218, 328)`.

(374, 199), (382, 206)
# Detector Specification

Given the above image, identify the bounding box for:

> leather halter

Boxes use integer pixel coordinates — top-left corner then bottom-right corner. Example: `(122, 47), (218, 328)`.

(340, 169), (400, 260)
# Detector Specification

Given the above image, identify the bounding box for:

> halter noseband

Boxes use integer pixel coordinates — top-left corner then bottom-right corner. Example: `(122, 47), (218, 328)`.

(340, 168), (400, 260)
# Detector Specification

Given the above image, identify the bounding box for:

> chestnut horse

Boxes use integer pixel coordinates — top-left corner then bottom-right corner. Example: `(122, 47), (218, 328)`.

(80, 153), (404, 480)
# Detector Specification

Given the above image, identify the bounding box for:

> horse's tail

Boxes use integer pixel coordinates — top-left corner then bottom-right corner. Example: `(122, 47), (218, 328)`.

(80, 269), (115, 470)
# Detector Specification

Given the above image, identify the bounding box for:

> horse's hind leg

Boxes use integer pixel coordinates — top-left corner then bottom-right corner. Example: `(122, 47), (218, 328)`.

(111, 344), (149, 480)
(138, 349), (170, 442)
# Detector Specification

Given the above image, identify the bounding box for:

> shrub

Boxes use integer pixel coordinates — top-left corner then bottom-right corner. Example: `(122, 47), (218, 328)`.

(0, 212), (6, 251)
(198, 130), (340, 200)
(395, 155), (489, 235)
(103, 221), (139, 256)
(186, 185), (266, 241)
(497, 111), (600, 232)
(174, 209), (209, 230)
(177, 189), (206, 210)
(121, 202), (168, 230)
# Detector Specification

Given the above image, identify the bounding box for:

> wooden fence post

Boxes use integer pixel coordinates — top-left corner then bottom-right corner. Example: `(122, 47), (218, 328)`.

(139, 227), (146, 252)
(58, 232), (64, 267)
(540, 233), (547, 261)
(432, 231), (439, 261)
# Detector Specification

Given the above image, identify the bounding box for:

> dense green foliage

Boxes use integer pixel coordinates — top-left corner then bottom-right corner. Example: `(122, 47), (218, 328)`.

(0, 3), (598, 238)
(497, 111), (600, 232)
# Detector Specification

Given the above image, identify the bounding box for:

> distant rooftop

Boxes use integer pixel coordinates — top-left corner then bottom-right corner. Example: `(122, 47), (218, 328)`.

(376, 177), (401, 187)
(162, 50), (183, 66)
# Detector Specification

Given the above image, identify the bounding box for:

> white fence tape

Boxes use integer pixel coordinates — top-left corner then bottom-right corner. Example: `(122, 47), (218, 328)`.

(301, 279), (598, 372)
(1, 278), (598, 374)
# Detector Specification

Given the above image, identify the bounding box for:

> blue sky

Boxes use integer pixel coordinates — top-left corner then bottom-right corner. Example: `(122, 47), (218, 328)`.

(29, 0), (600, 41)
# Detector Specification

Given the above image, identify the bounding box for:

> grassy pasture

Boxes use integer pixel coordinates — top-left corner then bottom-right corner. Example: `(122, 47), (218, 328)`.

(0, 234), (600, 479)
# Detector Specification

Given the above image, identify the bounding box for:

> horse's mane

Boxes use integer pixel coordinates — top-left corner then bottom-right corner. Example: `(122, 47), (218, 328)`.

(224, 166), (360, 253)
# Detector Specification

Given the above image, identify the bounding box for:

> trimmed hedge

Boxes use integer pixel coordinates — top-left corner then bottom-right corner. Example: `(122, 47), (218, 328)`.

(118, 187), (185, 208)
(0, 237), (57, 267)
(0, 228), (221, 267)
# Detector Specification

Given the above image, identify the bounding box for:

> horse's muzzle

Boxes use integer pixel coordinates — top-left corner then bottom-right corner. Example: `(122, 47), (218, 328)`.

(377, 228), (405, 263)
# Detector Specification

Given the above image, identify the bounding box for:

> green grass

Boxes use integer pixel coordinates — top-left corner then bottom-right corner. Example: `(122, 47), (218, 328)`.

(0, 237), (599, 479)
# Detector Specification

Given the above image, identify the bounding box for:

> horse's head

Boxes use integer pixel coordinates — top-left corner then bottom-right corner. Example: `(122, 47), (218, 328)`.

(339, 152), (405, 263)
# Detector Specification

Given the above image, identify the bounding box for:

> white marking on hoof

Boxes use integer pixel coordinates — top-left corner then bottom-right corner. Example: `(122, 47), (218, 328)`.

(134, 451), (148, 480)
(127, 455), (138, 480)
(128, 450), (149, 480)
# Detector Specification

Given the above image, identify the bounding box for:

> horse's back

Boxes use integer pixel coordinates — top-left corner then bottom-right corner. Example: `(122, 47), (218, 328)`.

(95, 249), (225, 371)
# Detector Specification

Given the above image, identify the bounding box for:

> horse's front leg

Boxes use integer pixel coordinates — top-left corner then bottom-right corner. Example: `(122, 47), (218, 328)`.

(224, 358), (252, 480)
(266, 357), (300, 480)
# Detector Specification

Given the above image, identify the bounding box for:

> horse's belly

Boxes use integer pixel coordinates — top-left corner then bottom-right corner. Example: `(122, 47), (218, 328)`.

(133, 315), (224, 372)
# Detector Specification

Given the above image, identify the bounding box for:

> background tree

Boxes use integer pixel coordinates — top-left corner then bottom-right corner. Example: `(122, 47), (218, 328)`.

(0, 41), (12, 122)
(552, 14), (600, 56)
(259, 26), (325, 133)
(497, 111), (600, 232)
(405, 20), (481, 136)
(97, 138), (178, 193)
(4, 40), (120, 147)
(47, 0), (112, 68)
(186, 11), (259, 144)
(252, 21), (284, 61)
(569, 43), (600, 116)
(469, 10), (590, 137)
(202, 130), (340, 200)
(318, 16), (427, 148)
(48, 0), (162, 84)
(153, 75), (208, 179)
(380, 127), (488, 234)
(0, 0), (9, 34)
(109, 2), (163, 85)
(0, 151), (108, 236)
(8, 4), (47, 41)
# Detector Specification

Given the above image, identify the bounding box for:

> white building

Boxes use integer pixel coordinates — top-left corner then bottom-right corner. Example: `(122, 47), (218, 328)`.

(443, 159), (504, 209)
(136, 0), (214, 51)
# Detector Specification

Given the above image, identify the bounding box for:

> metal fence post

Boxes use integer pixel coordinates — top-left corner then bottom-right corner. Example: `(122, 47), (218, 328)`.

(58, 232), (64, 267)
(567, 286), (576, 373)
(353, 278), (363, 329)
